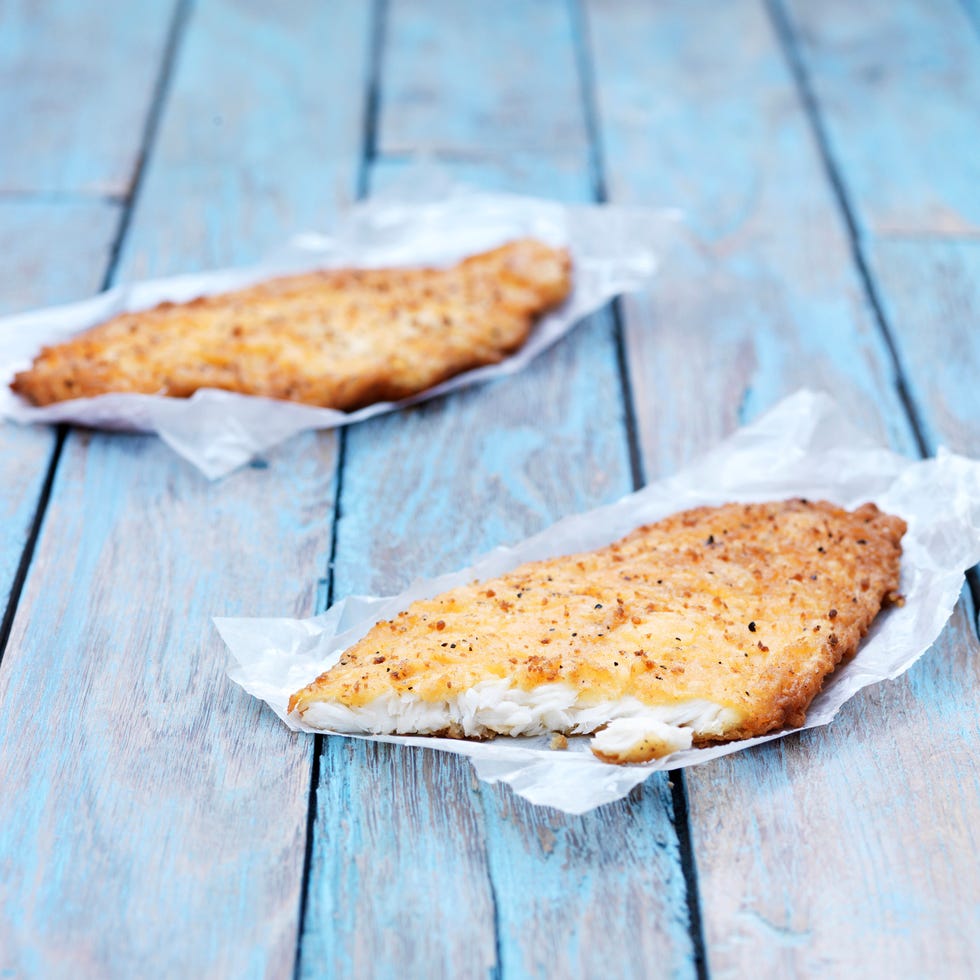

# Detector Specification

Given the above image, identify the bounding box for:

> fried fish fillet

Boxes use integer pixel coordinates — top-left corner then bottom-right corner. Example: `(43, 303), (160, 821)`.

(11, 239), (572, 409)
(289, 499), (906, 764)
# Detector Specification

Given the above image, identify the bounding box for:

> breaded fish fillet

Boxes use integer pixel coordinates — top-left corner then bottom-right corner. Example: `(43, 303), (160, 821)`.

(289, 499), (906, 764)
(11, 239), (571, 409)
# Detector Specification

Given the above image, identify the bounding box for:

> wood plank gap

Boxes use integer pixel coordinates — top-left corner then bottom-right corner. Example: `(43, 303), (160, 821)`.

(575, 4), (707, 974)
(99, 0), (194, 292)
(1, 0), (194, 676)
(294, 3), (386, 969)
(483, 822), (504, 980)
(967, 571), (980, 638)
(766, 0), (980, 628)
(670, 776), (709, 980)
(293, 430), (347, 978)
(765, 0), (931, 458)
(323, 440), (349, 613)
(570, 0), (648, 492)
(570, 0), (645, 492)
(0, 429), (65, 673)
(568, 0), (607, 204)
(293, 734), (323, 980)
(968, 571), (980, 636)
(357, 0), (389, 196)
(609, 296), (648, 491)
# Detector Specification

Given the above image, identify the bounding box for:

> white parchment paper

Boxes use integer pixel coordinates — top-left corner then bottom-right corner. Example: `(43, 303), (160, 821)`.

(216, 391), (980, 813)
(0, 185), (674, 478)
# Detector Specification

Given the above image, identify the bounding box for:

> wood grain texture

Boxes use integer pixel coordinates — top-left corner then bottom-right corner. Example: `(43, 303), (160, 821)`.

(585, 0), (916, 479)
(0, 200), (120, 314)
(777, 0), (980, 237)
(300, 740), (498, 980)
(0, 0), (178, 195)
(587, 0), (979, 974)
(0, 200), (120, 615)
(849, 235), (980, 972)
(869, 239), (980, 456)
(0, 431), (336, 977)
(0, 0), (370, 973)
(379, 0), (589, 158)
(483, 779), (695, 979)
(115, 0), (374, 278)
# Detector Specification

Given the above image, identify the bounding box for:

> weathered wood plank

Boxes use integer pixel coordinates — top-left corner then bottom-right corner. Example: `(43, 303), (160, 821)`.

(483, 777), (696, 979)
(0, 201), (120, 314)
(777, 0), (980, 237)
(0, 432), (336, 977)
(300, 740), (498, 979)
(298, 2), (696, 970)
(586, 0), (915, 476)
(773, 2), (980, 460)
(778, 1), (980, 509)
(0, 0), (371, 973)
(0, 201), (120, 609)
(846, 234), (980, 970)
(116, 0), (374, 277)
(869, 240), (980, 457)
(379, 0), (589, 158)
(0, 0), (179, 196)
(587, 0), (980, 974)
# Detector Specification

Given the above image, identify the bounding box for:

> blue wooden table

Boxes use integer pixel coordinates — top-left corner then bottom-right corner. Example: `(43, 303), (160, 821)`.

(1, 1), (979, 976)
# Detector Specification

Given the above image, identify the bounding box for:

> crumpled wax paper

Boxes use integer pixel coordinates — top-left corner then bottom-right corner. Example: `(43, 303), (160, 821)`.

(216, 391), (980, 814)
(0, 184), (675, 478)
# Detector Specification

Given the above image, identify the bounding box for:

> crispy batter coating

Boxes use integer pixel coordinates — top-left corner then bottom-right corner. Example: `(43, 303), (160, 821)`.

(11, 239), (572, 409)
(289, 499), (906, 761)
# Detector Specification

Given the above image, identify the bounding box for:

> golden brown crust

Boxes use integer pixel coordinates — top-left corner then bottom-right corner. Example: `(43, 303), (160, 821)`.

(289, 499), (906, 758)
(11, 239), (572, 409)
